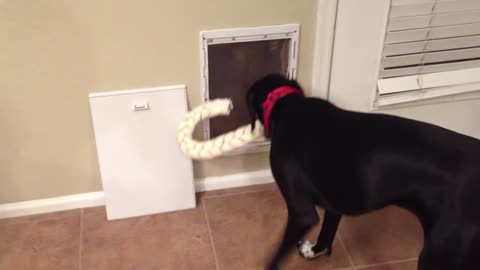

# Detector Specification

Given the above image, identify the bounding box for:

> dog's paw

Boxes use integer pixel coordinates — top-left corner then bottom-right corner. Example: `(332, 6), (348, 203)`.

(298, 240), (316, 259)
(298, 240), (331, 260)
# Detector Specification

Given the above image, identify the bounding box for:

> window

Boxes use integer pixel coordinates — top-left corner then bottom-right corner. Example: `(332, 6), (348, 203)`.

(200, 24), (299, 154)
(374, 0), (480, 108)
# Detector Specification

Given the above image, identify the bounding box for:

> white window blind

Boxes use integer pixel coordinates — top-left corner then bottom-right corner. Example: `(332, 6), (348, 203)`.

(376, 0), (480, 107)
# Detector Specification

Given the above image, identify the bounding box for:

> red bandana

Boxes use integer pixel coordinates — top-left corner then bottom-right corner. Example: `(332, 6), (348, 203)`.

(262, 86), (303, 136)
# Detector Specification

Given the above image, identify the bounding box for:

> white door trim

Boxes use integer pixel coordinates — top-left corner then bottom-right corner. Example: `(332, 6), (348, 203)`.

(311, 0), (339, 99)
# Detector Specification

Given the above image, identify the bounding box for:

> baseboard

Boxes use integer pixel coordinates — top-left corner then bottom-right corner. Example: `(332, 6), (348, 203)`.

(0, 192), (105, 219)
(194, 169), (273, 192)
(0, 169), (273, 219)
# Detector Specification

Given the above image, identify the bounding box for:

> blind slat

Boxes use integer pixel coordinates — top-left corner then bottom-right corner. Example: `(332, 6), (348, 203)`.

(384, 35), (480, 56)
(377, 82), (480, 107)
(380, 59), (480, 78)
(391, 3), (434, 18)
(391, 0), (480, 18)
(388, 11), (480, 31)
(437, 0), (480, 14)
(378, 67), (480, 94)
(383, 47), (480, 68)
(392, 0), (436, 5)
(386, 23), (480, 44)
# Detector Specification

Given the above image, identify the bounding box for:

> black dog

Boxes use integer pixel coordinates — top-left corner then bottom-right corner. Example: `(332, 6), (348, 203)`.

(246, 74), (480, 270)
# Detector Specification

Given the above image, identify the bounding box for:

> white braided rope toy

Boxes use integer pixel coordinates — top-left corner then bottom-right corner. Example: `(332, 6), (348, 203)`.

(177, 98), (265, 160)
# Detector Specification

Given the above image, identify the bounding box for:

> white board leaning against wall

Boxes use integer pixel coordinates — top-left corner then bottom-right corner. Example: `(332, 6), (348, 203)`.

(89, 85), (196, 220)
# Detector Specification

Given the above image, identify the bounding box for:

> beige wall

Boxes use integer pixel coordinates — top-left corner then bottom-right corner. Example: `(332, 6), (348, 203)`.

(0, 0), (317, 204)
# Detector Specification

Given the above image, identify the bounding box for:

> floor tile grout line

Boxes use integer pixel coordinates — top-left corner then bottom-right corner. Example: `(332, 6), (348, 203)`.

(337, 231), (356, 268)
(353, 257), (418, 269)
(78, 208), (84, 270)
(338, 224), (418, 269)
(202, 200), (221, 270)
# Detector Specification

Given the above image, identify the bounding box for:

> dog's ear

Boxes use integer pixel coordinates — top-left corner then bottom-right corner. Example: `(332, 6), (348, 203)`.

(246, 90), (259, 131)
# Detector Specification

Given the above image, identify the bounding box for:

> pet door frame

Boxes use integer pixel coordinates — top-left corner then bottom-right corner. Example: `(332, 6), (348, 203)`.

(199, 24), (300, 155)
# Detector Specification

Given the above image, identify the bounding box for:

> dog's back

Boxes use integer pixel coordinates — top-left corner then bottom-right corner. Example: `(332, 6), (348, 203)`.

(272, 97), (477, 202)
(247, 74), (480, 269)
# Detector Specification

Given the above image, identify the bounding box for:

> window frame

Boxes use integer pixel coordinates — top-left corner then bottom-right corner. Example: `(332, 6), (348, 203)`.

(371, 1), (480, 110)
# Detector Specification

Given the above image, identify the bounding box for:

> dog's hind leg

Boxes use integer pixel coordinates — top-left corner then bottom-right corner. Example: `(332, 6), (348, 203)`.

(298, 210), (342, 260)
(267, 201), (319, 270)
(417, 247), (450, 270)
(267, 159), (320, 269)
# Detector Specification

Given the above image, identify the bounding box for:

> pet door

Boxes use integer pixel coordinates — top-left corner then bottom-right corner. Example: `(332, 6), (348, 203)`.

(200, 24), (300, 154)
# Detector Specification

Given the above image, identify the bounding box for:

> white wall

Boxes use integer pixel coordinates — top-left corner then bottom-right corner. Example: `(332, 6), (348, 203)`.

(328, 0), (480, 139)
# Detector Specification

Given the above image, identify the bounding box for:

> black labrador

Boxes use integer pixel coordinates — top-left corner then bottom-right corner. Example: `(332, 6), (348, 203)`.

(246, 74), (480, 270)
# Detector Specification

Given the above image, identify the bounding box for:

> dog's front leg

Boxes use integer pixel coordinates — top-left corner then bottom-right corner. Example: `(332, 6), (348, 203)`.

(267, 207), (319, 270)
(298, 210), (342, 260)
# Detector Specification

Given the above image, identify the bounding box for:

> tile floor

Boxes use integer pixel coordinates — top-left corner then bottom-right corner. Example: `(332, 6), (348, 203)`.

(0, 183), (424, 270)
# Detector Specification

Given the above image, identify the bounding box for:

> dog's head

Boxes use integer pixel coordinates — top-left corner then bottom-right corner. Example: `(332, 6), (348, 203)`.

(246, 73), (303, 131)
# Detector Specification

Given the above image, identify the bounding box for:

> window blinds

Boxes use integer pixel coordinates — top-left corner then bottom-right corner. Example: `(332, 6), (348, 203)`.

(377, 0), (480, 105)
